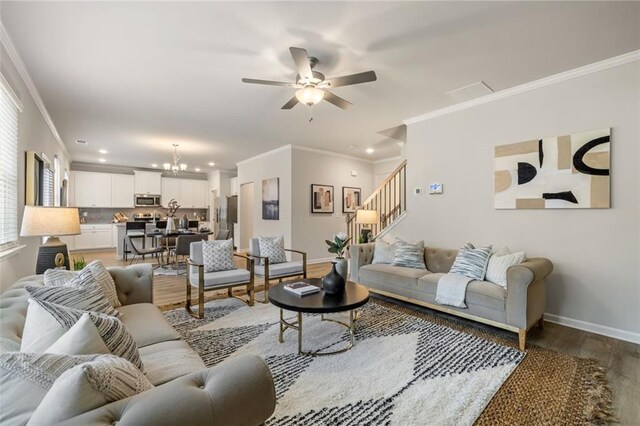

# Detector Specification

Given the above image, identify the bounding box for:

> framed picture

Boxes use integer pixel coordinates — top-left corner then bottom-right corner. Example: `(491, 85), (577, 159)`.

(342, 186), (361, 213)
(311, 184), (334, 213)
(262, 177), (279, 220)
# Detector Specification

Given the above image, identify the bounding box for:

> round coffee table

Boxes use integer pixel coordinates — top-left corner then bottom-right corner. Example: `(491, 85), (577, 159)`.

(268, 278), (369, 356)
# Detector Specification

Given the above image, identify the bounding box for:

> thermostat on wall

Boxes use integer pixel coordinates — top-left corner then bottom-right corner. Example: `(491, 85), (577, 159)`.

(429, 183), (443, 194)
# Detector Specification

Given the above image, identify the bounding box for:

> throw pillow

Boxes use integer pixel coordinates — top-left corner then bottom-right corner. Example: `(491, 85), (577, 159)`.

(486, 250), (526, 288)
(391, 239), (426, 269)
(0, 352), (100, 425)
(449, 242), (493, 280)
(45, 313), (112, 356)
(372, 240), (395, 264)
(46, 261), (121, 308)
(26, 283), (120, 318)
(202, 239), (235, 272)
(258, 236), (287, 265)
(43, 269), (78, 287)
(28, 355), (153, 425)
(21, 299), (143, 371)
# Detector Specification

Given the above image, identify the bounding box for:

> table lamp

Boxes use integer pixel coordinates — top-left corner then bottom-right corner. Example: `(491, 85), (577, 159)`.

(20, 206), (81, 274)
(356, 209), (378, 243)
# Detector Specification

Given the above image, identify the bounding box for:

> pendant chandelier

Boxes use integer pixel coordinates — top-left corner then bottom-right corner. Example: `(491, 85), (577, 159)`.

(163, 144), (187, 174)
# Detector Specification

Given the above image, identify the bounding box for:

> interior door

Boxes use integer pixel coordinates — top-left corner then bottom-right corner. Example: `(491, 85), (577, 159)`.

(239, 182), (254, 251)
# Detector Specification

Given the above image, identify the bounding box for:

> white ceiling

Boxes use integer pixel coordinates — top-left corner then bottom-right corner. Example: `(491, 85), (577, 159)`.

(1, 1), (639, 171)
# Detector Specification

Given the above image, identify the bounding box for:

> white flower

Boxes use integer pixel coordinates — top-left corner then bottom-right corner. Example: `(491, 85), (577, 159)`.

(335, 231), (348, 241)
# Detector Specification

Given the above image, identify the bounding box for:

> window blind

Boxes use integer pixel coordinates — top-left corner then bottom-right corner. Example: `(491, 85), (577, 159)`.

(0, 82), (19, 246)
(42, 164), (55, 207)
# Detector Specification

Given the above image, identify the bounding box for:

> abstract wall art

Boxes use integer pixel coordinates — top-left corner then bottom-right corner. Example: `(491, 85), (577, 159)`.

(342, 187), (361, 213)
(262, 177), (279, 220)
(311, 184), (334, 214)
(494, 128), (610, 209)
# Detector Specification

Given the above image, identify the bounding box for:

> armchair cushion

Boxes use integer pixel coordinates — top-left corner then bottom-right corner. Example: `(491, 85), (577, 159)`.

(201, 240), (234, 272)
(189, 268), (251, 290)
(255, 261), (303, 278)
(257, 236), (287, 265)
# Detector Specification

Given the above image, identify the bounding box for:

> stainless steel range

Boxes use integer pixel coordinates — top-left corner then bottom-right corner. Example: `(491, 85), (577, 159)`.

(133, 212), (161, 222)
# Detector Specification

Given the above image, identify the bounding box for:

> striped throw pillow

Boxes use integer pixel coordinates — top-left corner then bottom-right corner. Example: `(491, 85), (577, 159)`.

(26, 284), (120, 318)
(449, 242), (493, 280)
(391, 239), (426, 269)
(31, 299), (143, 371)
(46, 261), (121, 308)
(43, 269), (78, 286)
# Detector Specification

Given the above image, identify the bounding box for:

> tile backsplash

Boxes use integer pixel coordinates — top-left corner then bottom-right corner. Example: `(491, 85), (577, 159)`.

(79, 207), (208, 224)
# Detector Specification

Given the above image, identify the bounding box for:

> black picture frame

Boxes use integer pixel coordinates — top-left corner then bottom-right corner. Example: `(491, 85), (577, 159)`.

(342, 186), (361, 213)
(311, 184), (334, 214)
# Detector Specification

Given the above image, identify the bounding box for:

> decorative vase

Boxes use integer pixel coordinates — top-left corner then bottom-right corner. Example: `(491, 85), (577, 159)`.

(166, 217), (176, 233)
(334, 257), (348, 281)
(180, 214), (189, 230)
(322, 261), (346, 296)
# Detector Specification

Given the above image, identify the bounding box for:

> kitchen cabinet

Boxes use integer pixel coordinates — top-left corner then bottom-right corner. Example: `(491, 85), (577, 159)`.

(73, 171), (113, 208)
(161, 177), (180, 205)
(75, 225), (114, 250)
(134, 171), (162, 195)
(111, 174), (135, 207)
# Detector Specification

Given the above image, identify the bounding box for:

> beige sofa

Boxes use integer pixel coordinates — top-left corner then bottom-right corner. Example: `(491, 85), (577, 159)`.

(349, 243), (553, 350)
(0, 264), (276, 425)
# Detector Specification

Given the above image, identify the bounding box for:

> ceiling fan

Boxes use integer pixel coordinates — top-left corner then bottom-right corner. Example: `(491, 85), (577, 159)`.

(241, 47), (377, 110)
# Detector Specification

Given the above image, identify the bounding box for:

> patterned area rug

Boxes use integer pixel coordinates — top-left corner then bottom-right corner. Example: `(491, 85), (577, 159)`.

(164, 295), (526, 425)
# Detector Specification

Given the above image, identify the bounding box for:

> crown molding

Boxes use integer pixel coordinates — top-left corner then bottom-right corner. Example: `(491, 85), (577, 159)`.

(291, 144), (376, 164)
(404, 50), (640, 125)
(0, 21), (70, 159)
(236, 144), (292, 167)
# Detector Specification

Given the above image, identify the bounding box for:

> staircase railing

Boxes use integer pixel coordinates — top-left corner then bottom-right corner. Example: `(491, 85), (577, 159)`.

(346, 160), (407, 244)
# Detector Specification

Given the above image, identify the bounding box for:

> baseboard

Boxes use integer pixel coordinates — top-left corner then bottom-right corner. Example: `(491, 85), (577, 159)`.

(544, 313), (640, 345)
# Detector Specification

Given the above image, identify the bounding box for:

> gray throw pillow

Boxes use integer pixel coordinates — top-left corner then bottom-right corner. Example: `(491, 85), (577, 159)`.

(202, 239), (235, 272)
(45, 261), (121, 308)
(372, 240), (395, 264)
(391, 239), (426, 269)
(258, 236), (287, 265)
(26, 284), (120, 318)
(449, 242), (493, 280)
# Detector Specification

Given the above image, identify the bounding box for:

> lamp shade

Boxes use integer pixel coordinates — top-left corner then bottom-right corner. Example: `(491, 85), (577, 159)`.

(356, 209), (378, 225)
(20, 206), (81, 237)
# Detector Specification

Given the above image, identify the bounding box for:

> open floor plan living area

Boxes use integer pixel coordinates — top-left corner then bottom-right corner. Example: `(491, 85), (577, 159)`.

(0, 1), (638, 425)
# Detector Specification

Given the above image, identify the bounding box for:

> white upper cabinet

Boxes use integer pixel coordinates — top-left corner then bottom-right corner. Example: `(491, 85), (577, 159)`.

(134, 171), (162, 194)
(179, 179), (195, 208)
(111, 174), (135, 208)
(73, 171), (113, 207)
(161, 177), (180, 206)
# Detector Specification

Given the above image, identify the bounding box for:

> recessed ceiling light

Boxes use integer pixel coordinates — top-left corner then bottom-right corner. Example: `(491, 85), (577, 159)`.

(366, 148), (374, 154)
(98, 158), (106, 163)
(98, 149), (108, 154)
(195, 168), (201, 172)
(208, 162), (215, 166)
(151, 163), (158, 168)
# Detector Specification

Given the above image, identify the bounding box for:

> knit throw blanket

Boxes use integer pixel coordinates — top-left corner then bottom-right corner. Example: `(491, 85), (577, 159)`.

(435, 273), (473, 308)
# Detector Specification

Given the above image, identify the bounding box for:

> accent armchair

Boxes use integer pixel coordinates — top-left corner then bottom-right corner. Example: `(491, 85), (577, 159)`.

(186, 241), (255, 319)
(248, 237), (307, 303)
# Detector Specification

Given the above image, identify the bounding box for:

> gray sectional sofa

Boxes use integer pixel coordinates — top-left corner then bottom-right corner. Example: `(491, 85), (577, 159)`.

(0, 264), (276, 425)
(349, 243), (553, 350)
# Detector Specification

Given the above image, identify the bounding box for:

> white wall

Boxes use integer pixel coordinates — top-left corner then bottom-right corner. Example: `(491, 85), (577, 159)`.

(392, 61), (639, 339)
(372, 157), (403, 187)
(291, 147), (375, 260)
(0, 44), (71, 292)
(236, 147), (292, 251)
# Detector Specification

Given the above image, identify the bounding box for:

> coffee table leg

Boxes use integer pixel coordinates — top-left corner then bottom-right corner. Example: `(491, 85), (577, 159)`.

(349, 310), (355, 346)
(297, 312), (303, 354)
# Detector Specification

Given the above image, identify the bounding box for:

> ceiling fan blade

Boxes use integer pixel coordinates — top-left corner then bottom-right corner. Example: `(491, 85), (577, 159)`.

(323, 90), (352, 110)
(281, 97), (299, 110)
(289, 47), (313, 81)
(319, 71), (377, 88)
(241, 78), (299, 88)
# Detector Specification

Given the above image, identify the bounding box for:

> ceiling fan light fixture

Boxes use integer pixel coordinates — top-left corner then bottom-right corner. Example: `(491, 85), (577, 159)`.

(295, 87), (324, 106)
(180, 163), (187, 171)
(163, 163), (171, 170)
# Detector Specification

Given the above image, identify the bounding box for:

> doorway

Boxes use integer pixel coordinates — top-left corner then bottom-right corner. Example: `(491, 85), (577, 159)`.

(240, 182), (254, 250)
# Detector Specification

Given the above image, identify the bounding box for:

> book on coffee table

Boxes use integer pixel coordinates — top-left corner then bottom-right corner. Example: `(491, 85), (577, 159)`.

(284, 282), (320, 296)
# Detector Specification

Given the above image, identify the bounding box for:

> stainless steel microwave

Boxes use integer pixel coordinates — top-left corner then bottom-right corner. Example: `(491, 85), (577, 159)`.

(134, 194), (161, 207)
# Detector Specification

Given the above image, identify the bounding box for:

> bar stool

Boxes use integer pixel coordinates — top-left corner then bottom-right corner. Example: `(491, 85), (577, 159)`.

(124, 222), (146, 261)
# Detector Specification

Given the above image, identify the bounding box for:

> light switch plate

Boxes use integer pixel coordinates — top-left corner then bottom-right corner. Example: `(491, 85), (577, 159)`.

(351, 170), (358, 177)
(429, 183), (443, 194)
(414, 187), (423, 195)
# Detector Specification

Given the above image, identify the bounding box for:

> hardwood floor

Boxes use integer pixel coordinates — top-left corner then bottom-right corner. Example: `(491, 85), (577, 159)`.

(77, 249), (640, 424)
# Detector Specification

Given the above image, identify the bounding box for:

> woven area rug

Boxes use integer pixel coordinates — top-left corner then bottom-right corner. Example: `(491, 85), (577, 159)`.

(162, 295), (613, 425)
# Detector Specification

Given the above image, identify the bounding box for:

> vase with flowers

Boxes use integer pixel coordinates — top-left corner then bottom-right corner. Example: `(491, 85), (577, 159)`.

(164, 199), (180, 233)
(324, 232), (350, 281)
